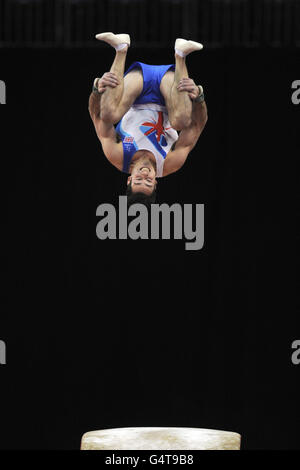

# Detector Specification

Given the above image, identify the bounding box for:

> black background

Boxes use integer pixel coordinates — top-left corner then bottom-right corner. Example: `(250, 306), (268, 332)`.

(1, 38), (298, 449)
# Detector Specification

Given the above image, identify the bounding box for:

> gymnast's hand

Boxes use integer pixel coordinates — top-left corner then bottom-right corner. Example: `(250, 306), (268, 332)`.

(96, 72), (120, 93)
(177, 77), (199, 101)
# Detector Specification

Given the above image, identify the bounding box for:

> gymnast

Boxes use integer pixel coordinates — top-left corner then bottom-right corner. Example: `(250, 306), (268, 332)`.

(88, 32), (208, 205)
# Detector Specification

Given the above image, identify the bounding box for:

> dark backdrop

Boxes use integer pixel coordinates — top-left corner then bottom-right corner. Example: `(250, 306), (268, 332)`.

(1, 43), (298, 449)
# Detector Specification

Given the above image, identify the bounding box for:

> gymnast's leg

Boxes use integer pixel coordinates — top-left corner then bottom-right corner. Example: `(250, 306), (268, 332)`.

(160, 38), (203, 130)
(95, 32), (143, 124)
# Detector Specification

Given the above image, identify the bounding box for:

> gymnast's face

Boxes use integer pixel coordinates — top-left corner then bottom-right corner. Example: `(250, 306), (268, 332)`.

(128, 156), (157, 196)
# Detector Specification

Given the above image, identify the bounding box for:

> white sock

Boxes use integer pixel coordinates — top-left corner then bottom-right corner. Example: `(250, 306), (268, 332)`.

(115, 43), (127, 51)
(175, 48), (186, 57)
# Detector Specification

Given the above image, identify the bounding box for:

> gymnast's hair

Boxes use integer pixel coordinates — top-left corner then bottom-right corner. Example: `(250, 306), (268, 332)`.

(126, 181), (157, 208)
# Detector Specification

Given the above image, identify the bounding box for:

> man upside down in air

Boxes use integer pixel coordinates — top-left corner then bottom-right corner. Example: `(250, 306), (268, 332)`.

(88, 32), (208, 206)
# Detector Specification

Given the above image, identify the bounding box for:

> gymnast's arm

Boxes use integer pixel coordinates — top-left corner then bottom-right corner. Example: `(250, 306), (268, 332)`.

(88, 74), (123, 169)
(163, 98), (208, 176)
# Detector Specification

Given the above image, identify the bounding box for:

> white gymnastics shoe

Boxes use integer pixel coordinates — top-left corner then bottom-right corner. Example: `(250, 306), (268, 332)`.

(95, 32), (131, 50)
(175, 38), (203, 57)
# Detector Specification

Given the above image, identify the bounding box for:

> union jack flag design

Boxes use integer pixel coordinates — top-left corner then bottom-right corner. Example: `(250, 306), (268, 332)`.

(139, 111), (169, 149)
(123, 136), (134, 143)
